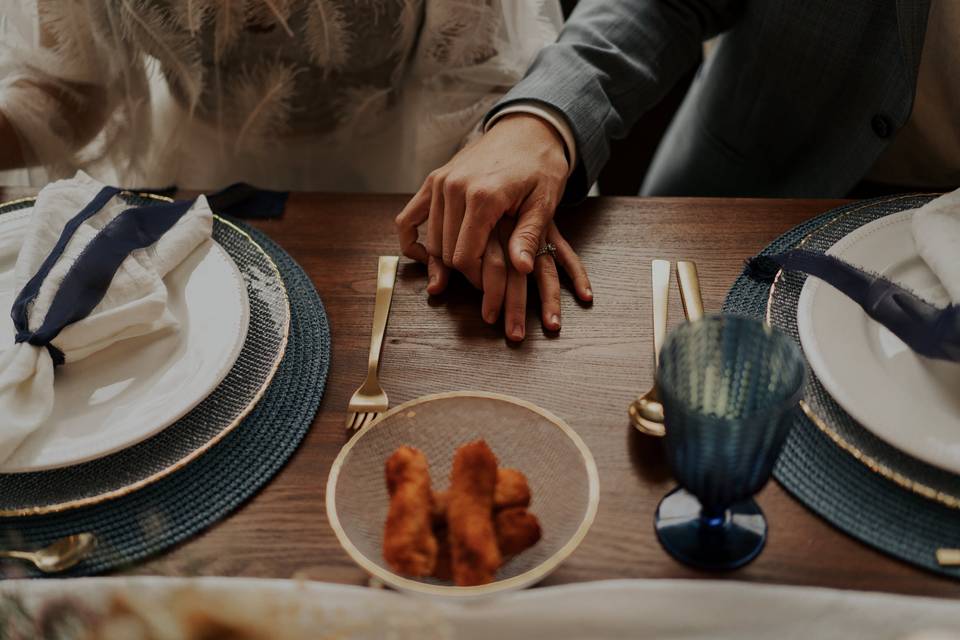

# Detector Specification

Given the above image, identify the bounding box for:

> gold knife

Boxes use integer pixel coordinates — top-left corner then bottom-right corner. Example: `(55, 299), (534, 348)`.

(677, 260), (705, 322)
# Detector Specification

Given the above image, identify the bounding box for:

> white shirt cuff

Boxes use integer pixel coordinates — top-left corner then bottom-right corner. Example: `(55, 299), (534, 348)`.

(485, 103), (578, 178)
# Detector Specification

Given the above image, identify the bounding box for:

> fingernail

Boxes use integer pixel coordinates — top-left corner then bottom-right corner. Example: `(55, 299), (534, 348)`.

(585, 287), (593, 300)
(429, 275), (437, 285)
(550, 314), (560, 328)
(510, 324), (524, 340)
(485, 310), (497, 324)
(520, 250), (532, 264)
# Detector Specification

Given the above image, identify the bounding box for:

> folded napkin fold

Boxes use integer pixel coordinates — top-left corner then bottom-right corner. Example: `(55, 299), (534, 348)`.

(747, 188), (960, 362)
(0, 172), (212, 464)
(912, 188), (960, 302)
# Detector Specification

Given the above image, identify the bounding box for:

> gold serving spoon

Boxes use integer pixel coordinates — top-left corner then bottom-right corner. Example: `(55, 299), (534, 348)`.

(629, 259), (671, 436)
(0, 533), (97, 573)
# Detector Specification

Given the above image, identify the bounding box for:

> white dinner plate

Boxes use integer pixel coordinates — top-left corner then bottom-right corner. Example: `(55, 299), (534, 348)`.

(796, 211), (960, 474)
(0, 207), (249, 472)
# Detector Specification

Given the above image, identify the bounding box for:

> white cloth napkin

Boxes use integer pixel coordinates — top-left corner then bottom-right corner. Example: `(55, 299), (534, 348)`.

(912, 187), (960, 303)
(0, 172), (212, 463)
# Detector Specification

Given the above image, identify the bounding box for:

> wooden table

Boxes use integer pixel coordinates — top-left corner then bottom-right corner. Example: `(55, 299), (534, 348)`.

(3, 187), (958, 598)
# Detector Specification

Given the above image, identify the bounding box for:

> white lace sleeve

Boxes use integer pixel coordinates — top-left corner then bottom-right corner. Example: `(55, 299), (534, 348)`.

(0, 0), (563, 192)
(404, 0), (562, 183)
(0, 0), (125, 184)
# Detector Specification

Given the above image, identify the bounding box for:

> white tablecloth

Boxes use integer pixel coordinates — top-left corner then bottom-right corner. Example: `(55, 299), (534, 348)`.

(1, 577), (957, 639)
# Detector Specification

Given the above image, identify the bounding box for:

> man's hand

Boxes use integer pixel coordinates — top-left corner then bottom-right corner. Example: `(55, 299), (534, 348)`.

(395, 113), (570, 288)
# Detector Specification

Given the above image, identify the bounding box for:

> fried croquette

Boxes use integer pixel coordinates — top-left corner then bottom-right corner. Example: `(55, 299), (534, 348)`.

(432, 468), (530, 522)
(383, 446), (438, 577)
(495, 507), (542, 557)
(494, 468), (532, 510)
(447, 440), (502, 586)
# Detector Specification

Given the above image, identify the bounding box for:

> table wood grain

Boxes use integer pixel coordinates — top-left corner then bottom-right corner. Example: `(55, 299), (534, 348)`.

(3, 187), (958, 598)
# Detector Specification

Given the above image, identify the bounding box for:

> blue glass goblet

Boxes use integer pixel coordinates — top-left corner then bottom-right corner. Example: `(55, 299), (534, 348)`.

(654, 315), (805, 570)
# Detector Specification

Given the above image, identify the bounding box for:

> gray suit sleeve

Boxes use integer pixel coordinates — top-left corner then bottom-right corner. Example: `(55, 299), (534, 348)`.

(487, 0), (744, 200)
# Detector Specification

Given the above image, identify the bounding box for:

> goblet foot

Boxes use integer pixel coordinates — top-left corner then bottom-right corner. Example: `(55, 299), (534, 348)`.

(654, 487), (767, 570)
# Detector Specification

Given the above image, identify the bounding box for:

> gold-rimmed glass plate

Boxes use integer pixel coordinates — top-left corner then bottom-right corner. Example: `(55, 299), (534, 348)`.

(327, 391), (600, 599)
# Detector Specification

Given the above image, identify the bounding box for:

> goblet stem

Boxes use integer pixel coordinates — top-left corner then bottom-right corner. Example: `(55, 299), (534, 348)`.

(700, 507), (727, 529)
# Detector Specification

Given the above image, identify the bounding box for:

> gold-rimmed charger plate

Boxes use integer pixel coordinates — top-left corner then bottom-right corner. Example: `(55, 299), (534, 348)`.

(327, 391), (600, 599)
(765, 193), (960, 509)
(0, 194), (290, 516)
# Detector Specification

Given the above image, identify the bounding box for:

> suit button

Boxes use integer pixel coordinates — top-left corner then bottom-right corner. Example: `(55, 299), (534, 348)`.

(872, 114), (893, 138)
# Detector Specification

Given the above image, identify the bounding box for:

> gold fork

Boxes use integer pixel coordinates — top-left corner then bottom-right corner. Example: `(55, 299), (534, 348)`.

(346, 256), (399, 431)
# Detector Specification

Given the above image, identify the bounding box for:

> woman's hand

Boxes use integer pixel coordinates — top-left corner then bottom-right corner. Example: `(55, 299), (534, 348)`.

(425, 218), (592, 342)
(395, 113), (570, 287)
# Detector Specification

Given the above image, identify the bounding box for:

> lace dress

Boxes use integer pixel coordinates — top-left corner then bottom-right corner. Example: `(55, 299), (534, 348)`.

(0, 0), (561, 191)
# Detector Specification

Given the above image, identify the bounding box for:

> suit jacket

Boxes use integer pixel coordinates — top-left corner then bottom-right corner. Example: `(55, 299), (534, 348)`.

(488, 0), (932, 198)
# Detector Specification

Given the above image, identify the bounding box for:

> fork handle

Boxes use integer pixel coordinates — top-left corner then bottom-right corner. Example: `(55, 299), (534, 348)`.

(366, 256), (400, 382)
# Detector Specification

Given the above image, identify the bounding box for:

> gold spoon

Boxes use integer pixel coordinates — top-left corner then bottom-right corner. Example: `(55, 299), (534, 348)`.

(0, 533), (97, 573)
(630, 260), (705, 436)
(629, 259), (670, 436)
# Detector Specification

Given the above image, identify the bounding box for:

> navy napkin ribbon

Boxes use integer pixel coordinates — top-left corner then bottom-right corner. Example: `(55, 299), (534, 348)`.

(206, 183), (287, 219)
(11, 186), (195, 366)
(747, 250), (960, 362)
(128, 183), (287, 219)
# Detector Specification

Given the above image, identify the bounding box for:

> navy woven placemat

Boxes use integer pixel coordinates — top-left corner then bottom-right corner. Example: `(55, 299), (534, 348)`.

(723, 196), (960, 579)
(0, 217), (330, 577)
